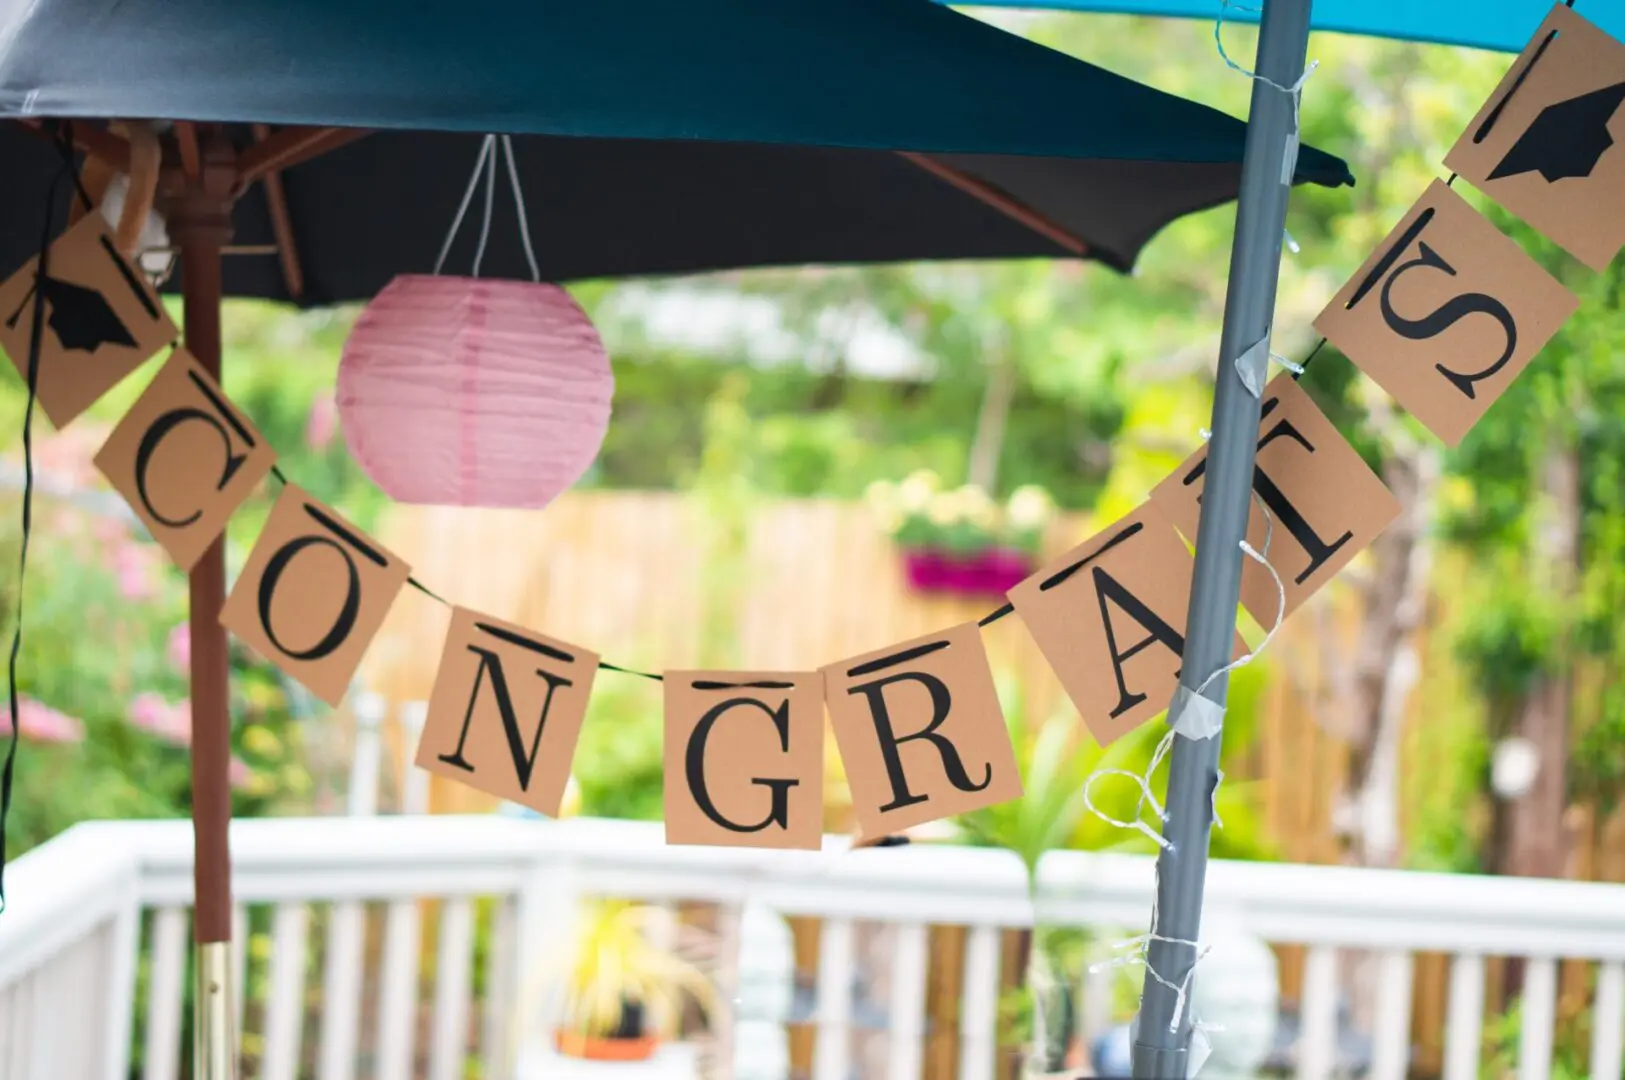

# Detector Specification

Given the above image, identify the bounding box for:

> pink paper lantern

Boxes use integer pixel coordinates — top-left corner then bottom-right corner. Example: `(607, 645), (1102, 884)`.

(337, 275), (614, 508)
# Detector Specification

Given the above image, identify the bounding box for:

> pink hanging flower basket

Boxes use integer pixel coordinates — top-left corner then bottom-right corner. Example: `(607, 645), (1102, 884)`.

(902, 547), (1033, 597)
(337, 275), (614, 509)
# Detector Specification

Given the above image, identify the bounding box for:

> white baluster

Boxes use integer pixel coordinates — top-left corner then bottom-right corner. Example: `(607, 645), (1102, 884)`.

(231, 904), (248, 1061)
(813, 918), (855, 1080)
(1443, 953), (1486, 1080)
(1370, 950), (1414, 1080)
(349, 692), (386, 817)
(27, 962), (54, 1080)
(261, 903), (311, 1080)
(1519, 957), (1557, 1080)
(428, 898), (476, 1080)
(1591, 961), (1625, 1080)
(886, 922), (929, 1080)
(142, 908), (188, 1080)
(375, 898), (424, 1080)
(957, 926), (1001, 1080)
(318, 901), (367, 1080)
(1297, 944), (1339, 1080)
(399, 702), (431, 815)
(103, 901), (140, 1080)
(483, 899), (517, 1080)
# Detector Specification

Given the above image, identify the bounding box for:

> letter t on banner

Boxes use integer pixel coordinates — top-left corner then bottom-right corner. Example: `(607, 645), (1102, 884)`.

(664, 672), (824, 850)
(822, 623), (1021, 839)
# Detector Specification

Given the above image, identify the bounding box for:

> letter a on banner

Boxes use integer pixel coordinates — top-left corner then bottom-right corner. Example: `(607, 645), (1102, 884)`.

(94, 348), (278, 571)
(415, 607), (598, 817)
(0, 215), (178, 429)
(1315, 180), (1578, 447)
(219, 483), (411, 706)
(1150, 373), (1400, 626)
(1008, 504), (1244, 745)
(822, 623), (1021, 839)
(664, 672), (824, 850)
(1444, 4), (1625, 272)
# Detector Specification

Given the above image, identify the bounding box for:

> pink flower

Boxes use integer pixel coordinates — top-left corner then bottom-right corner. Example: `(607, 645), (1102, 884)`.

(167, 623), (190, 672)
(229, 756), (254, 790)
(112, 541), (159, 602)
(305, 393), (338, 450)
(129, 692), (191, 746)
(0, 697), (86, 744)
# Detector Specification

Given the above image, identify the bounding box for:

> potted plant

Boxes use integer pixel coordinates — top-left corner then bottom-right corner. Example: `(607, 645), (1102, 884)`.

(866, 470), (1055, 597)
(554, 900), (716, 1062)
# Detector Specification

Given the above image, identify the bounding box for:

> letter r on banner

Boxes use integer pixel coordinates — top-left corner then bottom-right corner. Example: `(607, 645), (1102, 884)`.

(415, 607), (598, 818)
(219, 483), (411, 706)
(95, 348), (278, 571)
(822, 622), (1021, 839)
(663, 672), (824, 850)
(1008, 504), (1244, 745)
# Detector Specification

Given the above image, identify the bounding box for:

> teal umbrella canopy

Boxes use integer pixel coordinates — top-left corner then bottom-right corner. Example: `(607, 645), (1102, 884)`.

(1, 0), (1350, 295)
(958, 0), (1621, 54)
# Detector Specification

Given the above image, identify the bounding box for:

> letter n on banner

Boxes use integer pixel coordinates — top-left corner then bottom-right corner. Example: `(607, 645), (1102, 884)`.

(1443, 4), (1625, 273)
(415, 607), (597, 817)
(1008, 504), (1244, 745)
(94, 348), (278, 571)
(1314, 180), (1578, 447)
(664, 672), (824, 850)
(822, 623), (1021, 839)
(1149, 373), (1400, 627)
(219, 483), (411, 706)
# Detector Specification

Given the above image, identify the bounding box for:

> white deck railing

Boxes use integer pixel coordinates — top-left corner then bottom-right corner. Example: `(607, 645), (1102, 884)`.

(2, 814), (1624, 1080)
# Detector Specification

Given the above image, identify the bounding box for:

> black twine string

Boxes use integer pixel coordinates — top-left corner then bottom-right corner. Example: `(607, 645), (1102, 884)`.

(0, 130), (76, 913)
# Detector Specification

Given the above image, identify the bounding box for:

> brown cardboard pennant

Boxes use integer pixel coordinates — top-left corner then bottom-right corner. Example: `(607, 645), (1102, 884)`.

(94, 348), (277, 571)
(219, 483), (411, 706)
(1443, 4), (1625, 271)
(414, 607), (599, 817)
(1149, 374), (1401, 627)
(821, 622), (1021, 839)
(0, 214), (178, 428)
(1314, 180), (1579, 447)
(1008, 503), (1244, 746)
(663, 671), (824, 850)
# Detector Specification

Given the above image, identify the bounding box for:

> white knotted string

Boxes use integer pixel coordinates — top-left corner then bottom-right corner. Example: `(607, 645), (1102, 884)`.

(433, 133), (543, 282)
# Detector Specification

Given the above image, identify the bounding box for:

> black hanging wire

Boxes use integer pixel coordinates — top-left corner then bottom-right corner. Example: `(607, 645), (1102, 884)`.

(1, 125), (83, 912)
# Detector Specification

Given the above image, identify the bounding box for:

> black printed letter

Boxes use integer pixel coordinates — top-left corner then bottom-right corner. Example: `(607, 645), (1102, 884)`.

(684, 697), (798, 834)
(1380, 241), (1518, 399)
(848, 671), (991, 812)
(437, 644), (573, 791)
(1093, 567), (1184, 719)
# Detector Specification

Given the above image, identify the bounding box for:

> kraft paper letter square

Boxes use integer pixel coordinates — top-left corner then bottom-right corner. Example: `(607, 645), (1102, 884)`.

(1314, 181), (1578, 447)
(822, 623), (1021, 839)
(664, 671), (824, 850)
(0, 214), (178, 428)
(95, 348), (278, 571)
(219, 483), (411, 706)
(1149, 374), (1401, 626)
(1008, 503), (1244, 746)
(416, 607), (598, 817)
(1445, 4), (1625, 271)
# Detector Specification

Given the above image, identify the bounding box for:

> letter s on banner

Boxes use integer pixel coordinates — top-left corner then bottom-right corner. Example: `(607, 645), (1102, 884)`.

(822, 623), (1021, 839)
(663, 672), (824, 850)
(218, 483), (412, 706)
(94, 348), (278, 571)
(415, 607), (598, 818)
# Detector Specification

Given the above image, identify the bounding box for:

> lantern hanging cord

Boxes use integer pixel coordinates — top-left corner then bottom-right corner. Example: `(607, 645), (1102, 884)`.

(433, 134), (543, 282)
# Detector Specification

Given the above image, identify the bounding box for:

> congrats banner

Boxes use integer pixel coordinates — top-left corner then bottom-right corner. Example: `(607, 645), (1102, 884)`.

(2, 3), (1621, 848)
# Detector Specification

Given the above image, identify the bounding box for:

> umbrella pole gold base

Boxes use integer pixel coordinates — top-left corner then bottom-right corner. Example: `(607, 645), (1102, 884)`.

(192, 941), (237, 1080)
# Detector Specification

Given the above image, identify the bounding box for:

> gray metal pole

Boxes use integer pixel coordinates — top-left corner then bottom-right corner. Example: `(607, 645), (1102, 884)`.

(1131, 0), (1313, 1075)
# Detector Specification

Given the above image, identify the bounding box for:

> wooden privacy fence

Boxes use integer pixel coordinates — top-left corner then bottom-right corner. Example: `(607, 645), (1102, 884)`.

(359, 490), (1624, 1076)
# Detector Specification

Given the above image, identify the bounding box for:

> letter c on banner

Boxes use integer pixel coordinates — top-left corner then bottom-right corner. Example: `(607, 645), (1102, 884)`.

(134, 407), (251, 529)
(685, 697), (798, 833)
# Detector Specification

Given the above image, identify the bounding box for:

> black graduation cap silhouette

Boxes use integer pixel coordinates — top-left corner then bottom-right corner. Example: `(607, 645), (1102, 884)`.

(1490, 81), (1625, 183)
(4, 272), (138, 354)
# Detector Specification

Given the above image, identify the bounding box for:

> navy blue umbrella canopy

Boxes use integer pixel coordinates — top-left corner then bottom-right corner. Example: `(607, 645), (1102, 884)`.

(1, 0), (1350, 300)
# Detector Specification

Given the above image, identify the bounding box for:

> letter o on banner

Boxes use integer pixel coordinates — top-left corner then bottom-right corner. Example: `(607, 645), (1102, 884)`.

(219, 483), (411, 706)
(663, 672), (825, 850)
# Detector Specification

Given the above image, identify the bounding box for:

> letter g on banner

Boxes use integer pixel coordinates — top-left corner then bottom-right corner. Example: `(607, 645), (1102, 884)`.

(219, 483), (411, 706)
(94, 348), (277, 571)
(663, 672), (824, 850)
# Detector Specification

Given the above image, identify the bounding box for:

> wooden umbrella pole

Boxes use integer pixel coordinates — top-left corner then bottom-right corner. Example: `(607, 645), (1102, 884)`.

(165, 128), (239, 1080)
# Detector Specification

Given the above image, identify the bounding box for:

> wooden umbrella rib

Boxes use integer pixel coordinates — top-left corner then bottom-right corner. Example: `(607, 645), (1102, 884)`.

(236, 126), (371, 189)
(250, 123), (306, 300)
(10, 118), (132, 173)
(897, 151), (1088, 257)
